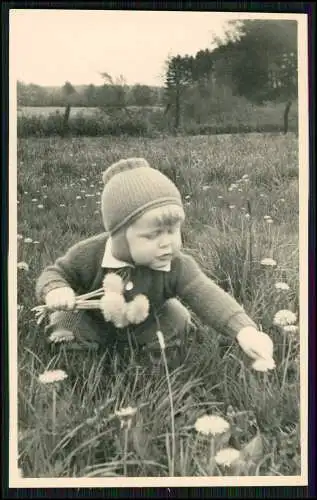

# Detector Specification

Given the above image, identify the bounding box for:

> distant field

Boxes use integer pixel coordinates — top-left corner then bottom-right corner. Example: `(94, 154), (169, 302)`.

(17, 106), (165, 117)
(18, 106), (100, 117)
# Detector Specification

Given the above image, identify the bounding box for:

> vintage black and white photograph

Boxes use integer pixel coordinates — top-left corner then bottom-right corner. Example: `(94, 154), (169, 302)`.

(9, 7), (309, 487)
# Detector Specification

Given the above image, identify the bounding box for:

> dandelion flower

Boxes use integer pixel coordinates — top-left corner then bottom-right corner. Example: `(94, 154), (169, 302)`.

(17, 261), (29, 271)
(263, 215), (271, 220)
(24, 238), (33, 244)
(215, 447), (241, 467)
(103, 273), (124, 294)
(194, 415), (230, 436)
(229, 205), (236, 209)
(275, 282), (290, 291)
(100, 292), (127, 328)
(261, 258), (277, 267)
(260, 194), (265, 197)
(38, 369), (68, 384)
(280, 198), (285, 202)
(185, 195), (191, 200)
(266, 218), (273, 224)
(115, 406), (137, 429)
(252, 357), (276, 372)
(283, 325), (299, 334)
(31, 198), (38, 202)
(203, 185), (211, 191)
(59, 204), (66, 207)
(245, 213), (251, 219)
(37, 204), (44, 209)
(273, 309), (297, 327)
(81, 177), (86, 182)
(96, 201), (101, 205)
(125, 294), (150, 324)
(115, 406), (137, 419)
(33, 240), (40, 244)
(217, 195), (223, 199)
(17, 234), (23, 240)
(43, 195), (48, 199)
(242, 174), (249, 180)
(76, 196), (82, 200)
(49, 330), (75, 343)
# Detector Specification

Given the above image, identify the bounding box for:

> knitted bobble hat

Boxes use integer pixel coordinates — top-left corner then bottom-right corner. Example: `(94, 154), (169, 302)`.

(101, 158), (183, 236)
(101, 158), (184, 264)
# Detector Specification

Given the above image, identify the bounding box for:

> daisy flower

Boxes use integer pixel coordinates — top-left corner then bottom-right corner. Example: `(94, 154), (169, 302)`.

(115, 406), (137, 429)
(194, 415), (230, 436)
(261, 258), (277, 267)
(49, 330), (75, 343)
(17, 261), (29, 271)
(215, 447), (241, 467)
(38, 369), (68, 384)
(275, 282), (290, 291)
(283, 325), (299, 335)
(273, 309), (297, 327)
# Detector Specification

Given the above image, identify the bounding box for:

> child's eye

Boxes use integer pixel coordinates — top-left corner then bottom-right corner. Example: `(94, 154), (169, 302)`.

(143, 232), (159, 239)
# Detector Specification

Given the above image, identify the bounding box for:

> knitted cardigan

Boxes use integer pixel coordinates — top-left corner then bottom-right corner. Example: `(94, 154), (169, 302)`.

(35, 232), (257, 339)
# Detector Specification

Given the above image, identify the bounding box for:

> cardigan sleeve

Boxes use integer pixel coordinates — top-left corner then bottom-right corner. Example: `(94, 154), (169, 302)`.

(174, 252), (257, 338)
(35, 234), (106, 303)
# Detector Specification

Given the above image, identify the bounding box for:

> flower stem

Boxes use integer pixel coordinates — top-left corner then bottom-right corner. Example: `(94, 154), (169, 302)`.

(52, 387), (57, 440)
(209, 437), (215, 475)
(281, 336), (292, 395)
(123, 426), (129, 476)
(160, 339), (175, 476)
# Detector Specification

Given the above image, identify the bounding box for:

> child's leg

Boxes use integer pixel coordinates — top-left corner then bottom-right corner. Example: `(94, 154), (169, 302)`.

(135, 298), (193, 365)
(44, 310), (109, 350)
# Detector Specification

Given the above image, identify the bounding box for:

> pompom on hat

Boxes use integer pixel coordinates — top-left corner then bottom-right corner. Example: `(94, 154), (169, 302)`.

(101, 158), (184, 236)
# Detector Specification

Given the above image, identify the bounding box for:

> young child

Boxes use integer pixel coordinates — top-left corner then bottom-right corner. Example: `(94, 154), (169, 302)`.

(35, 158), (274, 365)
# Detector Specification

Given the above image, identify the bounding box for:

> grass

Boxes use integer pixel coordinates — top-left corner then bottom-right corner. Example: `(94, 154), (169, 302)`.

(16, 132), (301, 479)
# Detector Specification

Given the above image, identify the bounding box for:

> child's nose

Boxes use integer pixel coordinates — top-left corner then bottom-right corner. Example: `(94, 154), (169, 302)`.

(159, 233), (172, 248)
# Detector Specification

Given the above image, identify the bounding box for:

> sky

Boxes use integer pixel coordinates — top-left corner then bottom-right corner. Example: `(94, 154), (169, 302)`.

(10, 9), (241, 87)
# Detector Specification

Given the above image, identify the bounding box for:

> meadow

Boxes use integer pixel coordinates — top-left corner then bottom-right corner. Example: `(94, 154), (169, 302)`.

(16, 132), (301, 479)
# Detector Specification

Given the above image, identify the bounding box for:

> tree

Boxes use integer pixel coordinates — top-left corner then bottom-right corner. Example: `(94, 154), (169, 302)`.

(131, 84), (154, 106)
(61, 81), (77, 137)
(164, 55), (194, 133)
(212, 19), (298, 132)
(99, 72), (131, 118)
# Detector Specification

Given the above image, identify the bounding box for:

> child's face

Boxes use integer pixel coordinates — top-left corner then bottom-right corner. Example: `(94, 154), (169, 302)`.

(125, 205), (184, 270)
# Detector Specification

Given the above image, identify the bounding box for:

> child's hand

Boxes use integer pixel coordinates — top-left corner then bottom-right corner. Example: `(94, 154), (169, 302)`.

(236, 326), (274, 361)
(45, 287), (76, 311)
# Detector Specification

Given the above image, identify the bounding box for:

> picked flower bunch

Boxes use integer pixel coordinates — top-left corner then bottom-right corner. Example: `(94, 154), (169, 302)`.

(32, 273), (150, 329)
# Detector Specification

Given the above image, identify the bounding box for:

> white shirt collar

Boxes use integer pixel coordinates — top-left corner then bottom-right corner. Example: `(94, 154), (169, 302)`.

(101, 238), (134, 269)
(101, 237), (171, 272)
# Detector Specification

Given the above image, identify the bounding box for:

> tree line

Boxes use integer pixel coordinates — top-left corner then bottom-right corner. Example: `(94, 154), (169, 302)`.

(18, 19), (298, 136)
(164, 19), (298, 133)
(17, 80), (165, 108)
